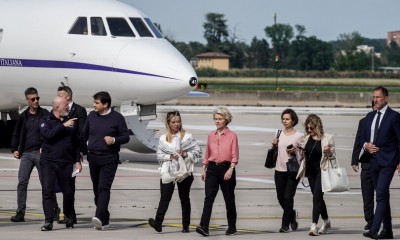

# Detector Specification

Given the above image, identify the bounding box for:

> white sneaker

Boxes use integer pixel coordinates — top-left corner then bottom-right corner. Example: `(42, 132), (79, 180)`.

(318, 220), (331, 234)
(309, 223), (318, 236)
(92, 217), (102, 230)
(101, 224), (110, 231)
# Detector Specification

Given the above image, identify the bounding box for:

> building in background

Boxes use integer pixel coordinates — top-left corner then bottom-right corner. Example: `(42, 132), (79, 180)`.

(387, 31), (400, 47)
(191, 52), (230, 71)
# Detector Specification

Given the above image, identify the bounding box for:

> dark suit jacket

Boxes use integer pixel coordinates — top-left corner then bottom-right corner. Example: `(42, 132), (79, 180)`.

(68, 102), (87, 135)
(67, 102), (87, 153)
(352, 117), (372, 169)
(360, 106), (400, 167)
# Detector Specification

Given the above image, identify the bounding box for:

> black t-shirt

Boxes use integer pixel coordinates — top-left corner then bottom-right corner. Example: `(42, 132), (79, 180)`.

(305, 137), (322, 178)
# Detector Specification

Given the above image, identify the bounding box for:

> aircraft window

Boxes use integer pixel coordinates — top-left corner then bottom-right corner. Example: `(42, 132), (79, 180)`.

(129, 18), (153, 37)
(90, 17), (107, 36)
(0, 28), (3, 42)
(69, 17), (88, 35)
(144, 18), (164, 38)
(106, 18), (135, 37)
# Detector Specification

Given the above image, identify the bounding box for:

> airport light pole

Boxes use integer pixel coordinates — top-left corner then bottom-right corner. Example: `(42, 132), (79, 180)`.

(274, 13), (278, 90)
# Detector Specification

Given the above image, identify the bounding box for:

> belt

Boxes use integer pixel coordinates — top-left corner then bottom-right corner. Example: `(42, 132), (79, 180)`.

(208, 161), (230, 166)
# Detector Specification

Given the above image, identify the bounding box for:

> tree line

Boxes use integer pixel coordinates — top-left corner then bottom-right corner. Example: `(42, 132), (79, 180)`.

(162, 13), (400, 72)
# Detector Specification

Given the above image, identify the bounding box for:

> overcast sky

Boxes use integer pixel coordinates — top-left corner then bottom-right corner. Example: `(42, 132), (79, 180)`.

(121, 0), (400, 44)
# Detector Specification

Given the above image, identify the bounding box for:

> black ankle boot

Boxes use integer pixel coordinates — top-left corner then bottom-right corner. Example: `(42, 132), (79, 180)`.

(10, 210), (25, 222)
(65, 218), (74, 229)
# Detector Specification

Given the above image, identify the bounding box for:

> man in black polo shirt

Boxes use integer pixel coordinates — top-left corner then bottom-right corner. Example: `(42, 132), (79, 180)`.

(10, 87), (49, 222)
(39, 96), (82, 231)
(80, 91), (129, 230)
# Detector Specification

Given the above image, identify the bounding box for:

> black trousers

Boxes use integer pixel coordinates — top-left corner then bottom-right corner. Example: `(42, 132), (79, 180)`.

(40, 160), (74, 223)
(308, 171), (328, 224)
(274, 171), (300, 227)
(200, 163), (237, 229)
(88, 153), (119, 226)
(360, 165), (374, 226)
(155, 174), (194, 228)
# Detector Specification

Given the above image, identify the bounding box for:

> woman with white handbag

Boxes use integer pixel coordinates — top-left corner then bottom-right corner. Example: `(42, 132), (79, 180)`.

(296, 114), (335, 236)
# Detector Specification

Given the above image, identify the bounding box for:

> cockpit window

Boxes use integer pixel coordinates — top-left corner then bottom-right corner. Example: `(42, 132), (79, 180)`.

(144, 18), (164, 38)
(69, 17), (88, 35)
(129, 18), (153, 37)
(91, 17), (107, 36)
(106, 18), (135, 37)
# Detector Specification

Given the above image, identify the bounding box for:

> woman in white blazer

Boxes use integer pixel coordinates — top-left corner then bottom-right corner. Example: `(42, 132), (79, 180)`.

(296, 114), (336, 236)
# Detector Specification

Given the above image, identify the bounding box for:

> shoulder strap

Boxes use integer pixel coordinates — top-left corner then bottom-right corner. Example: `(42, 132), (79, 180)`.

(276, 129), (282, 139)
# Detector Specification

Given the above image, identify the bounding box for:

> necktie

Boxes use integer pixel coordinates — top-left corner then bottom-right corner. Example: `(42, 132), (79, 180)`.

(373, 111), (381, 143)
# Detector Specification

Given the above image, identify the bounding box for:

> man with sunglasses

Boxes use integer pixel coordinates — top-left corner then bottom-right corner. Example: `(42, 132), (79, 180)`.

(10, 87), (49, 222)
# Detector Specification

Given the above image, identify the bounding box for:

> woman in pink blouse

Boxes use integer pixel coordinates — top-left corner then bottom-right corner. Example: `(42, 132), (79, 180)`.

(271, 108), (303, 233)
(196, 107), (239, 237)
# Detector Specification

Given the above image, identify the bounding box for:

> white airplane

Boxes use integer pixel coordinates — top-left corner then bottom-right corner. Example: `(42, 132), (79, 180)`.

(0, 0), (203, 152)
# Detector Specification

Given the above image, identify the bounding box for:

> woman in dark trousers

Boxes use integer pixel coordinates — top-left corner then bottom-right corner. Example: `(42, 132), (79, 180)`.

(148, 110), (202, 233)
(271, 109), (303, 233)
(297, 114), (335, 236)
(196, 107), (239, 236)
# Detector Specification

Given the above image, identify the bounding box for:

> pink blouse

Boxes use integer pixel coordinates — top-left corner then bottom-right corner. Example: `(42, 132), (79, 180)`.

(203, 127), (239, 165)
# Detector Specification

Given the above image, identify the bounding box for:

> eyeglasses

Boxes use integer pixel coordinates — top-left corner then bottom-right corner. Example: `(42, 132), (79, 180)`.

(29, 97), (40, 102)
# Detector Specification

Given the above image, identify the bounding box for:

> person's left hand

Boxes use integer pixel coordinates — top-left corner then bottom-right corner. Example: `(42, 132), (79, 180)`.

(224, 168), (233, 180)
(323, 144), (331, 156)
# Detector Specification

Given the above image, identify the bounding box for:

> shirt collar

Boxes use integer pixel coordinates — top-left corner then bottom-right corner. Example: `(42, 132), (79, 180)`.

(377, 105), (388, 115)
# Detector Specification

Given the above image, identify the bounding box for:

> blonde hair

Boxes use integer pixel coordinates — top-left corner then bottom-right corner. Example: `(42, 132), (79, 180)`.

(304, 114), (324, 137)
(213, 106), (232, 125)
(165, 110), (185, 143)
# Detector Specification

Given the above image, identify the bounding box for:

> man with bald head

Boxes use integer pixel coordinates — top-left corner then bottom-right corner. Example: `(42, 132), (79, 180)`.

(39, 96), (82, 231)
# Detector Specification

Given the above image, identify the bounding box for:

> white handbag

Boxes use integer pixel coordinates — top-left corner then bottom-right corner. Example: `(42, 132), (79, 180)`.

(321, 158), (350, 192)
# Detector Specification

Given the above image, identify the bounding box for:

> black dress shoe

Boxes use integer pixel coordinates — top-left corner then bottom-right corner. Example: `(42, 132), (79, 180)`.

(148, 218), (162, 232)
(363, 230), (378, 239)
(279, 226), (290, 233)
(41, 223), (53, 231)
(182, 227), (190, 233)
(364, 224), (372, 231)
(196, 226), (209, 236)
(226, 227), (237, 236)
(378, 229), (393, 239)
(65, 218), (74, 229)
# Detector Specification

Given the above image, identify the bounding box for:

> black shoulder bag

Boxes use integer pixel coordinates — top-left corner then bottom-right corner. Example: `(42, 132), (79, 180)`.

(265, 130), (282, 168)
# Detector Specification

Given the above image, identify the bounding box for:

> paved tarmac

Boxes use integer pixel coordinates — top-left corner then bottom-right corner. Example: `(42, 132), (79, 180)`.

(1, 106), (400, 240)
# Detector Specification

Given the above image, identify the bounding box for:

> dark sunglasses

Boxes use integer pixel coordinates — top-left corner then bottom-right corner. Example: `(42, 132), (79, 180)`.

(29, 97), (40, 102)
(307, 126), (314, 131)
(167, 110), (180, 116)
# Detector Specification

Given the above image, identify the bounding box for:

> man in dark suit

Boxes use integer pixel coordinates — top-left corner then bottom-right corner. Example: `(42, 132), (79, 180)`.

(56, 86), (87, 224)
(351, 101), (375, 231)
(361, 86), (400, 239)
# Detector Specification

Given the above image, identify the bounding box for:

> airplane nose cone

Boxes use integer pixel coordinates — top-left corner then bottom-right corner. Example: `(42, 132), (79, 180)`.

(189, 77), (198, 87)
(114, 39), (198, 104)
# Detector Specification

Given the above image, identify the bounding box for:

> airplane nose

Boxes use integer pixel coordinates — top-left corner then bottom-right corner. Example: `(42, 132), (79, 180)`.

(189, 77), (198, 87)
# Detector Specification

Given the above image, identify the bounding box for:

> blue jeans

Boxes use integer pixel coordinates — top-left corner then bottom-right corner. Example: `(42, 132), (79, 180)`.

(17, 150), (42, 212)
